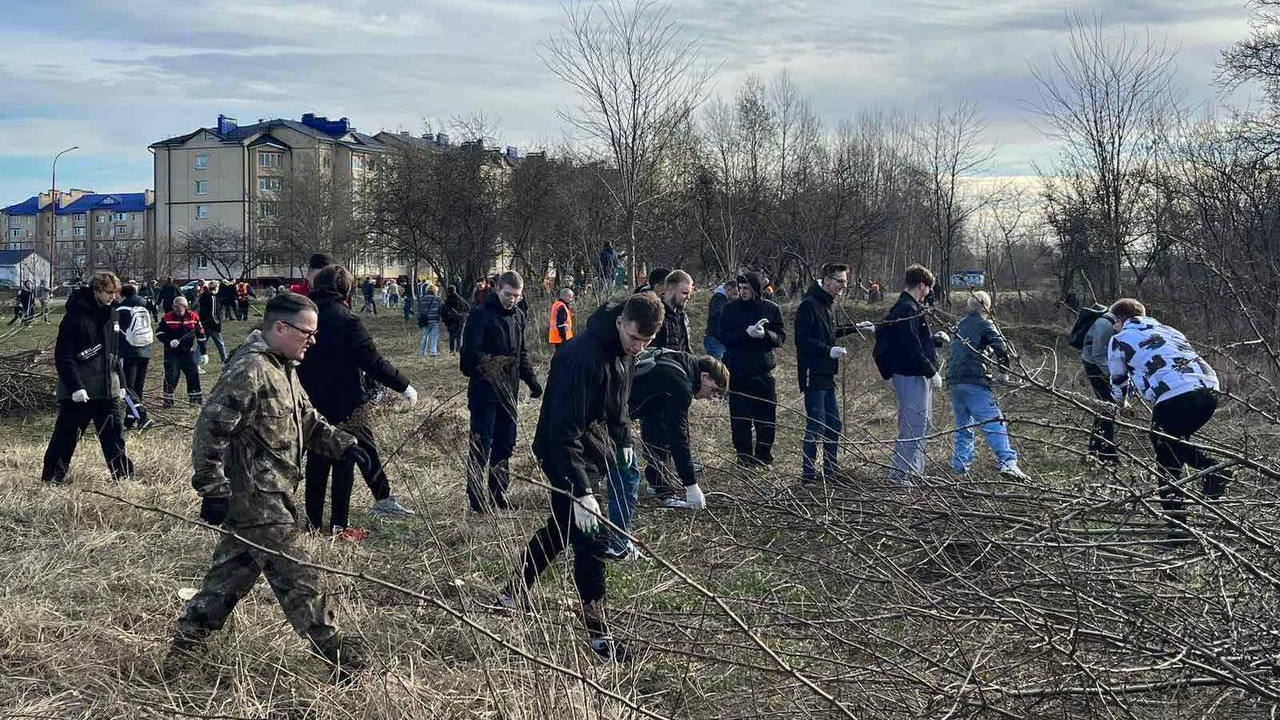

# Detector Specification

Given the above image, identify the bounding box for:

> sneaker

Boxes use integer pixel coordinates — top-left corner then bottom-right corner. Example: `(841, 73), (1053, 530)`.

(997, 462), (1030, 480)
(589, 637), (634, 664)
(598, 543), (645, 562)
(137, 417), (155, 431)
(370, 496), (415, 518)
(660, 497), (690, 509)
(332, 526), (369, 543)
(197, 366), (207, 374)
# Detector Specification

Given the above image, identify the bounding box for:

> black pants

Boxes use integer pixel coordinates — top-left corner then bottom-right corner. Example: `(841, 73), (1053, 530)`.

(163, 350), (202, 404)
(122, 357), (150, 427)
(41, 398), (134, 482)
(1150, 389), (1229, 523)
(236, 300), (250, 321)
(304, 415), (390, 530)
(639, 413), (681, 500)
(467, 397), (516, 510)
(517, 466), (609, 639)
(728, 373), (777, 463)
(447, 323), (463, 353)
(1083, 363), (1117, 460)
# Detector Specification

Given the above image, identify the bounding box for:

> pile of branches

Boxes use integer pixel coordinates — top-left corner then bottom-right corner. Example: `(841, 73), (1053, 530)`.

(0, 350), (55, 417)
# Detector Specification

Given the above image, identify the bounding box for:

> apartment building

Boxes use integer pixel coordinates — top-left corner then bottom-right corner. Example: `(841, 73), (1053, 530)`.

(1, 189), (154, 282)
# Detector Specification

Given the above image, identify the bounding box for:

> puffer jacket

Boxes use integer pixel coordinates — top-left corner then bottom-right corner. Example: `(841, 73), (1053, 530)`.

(945, 311), (1009, 388)
(53, 286), (123, 401)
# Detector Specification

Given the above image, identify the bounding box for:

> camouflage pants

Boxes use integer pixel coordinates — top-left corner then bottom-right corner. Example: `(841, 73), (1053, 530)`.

(176, 524), (337, 644)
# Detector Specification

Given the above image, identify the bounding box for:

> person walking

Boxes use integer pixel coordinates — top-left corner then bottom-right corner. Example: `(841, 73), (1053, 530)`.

(945, 291), (1027, 479)
(1079, 303), (1119, 463)
(40, 272), (133, 484)
(441, 284), (469, 354)
(360, 277), (378, 315)
(794, 263), (862, 484)
(873, 265), (944, 484)
(159, 277), (179, 314)
(156, 296), (204, 406)
(717, 272), (785, 466)
(165, 292), (372, 680)
(652, 270), (693, 353)
(500, 293), (664, 663)
(386, 279), (400, 309)
(460, 271), (542, 512)
(235, 279), (254, 321)
(17, 280), (35, 324)
(36, 281), (51, 322)
(704, 279), (737, 360)
(217, 278), (237, 322)
(300, 266), (418, 537)
(417, 284), (442, 357)
(548, 287), (575, 354)
(117, 284), (155, 430)
(197, 280), (228, 367)
(1106, 298), (1228, 544)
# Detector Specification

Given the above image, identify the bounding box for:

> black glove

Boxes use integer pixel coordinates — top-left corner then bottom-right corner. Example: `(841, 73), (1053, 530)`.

(527, 379), (544, 399)
(344, 445), (373, 476)
(200, 497), (229, 525)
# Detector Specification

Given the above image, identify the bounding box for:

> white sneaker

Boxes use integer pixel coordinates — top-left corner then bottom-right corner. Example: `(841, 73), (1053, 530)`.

(371, 495), (415, 518)
(998, 461), (1030, 480)
(661, 497), (690, 509)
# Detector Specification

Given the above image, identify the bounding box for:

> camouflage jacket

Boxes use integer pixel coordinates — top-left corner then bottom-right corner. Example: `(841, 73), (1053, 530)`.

(192, 329), (355, 527)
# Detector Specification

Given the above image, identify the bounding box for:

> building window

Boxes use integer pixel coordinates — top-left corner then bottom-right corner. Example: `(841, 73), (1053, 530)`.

(194, 180), (209, 195)
(195, 205), (209, 219)
(113, 225), (129, 237)
(6, 217), (18, 228)
(259, 201), (277, 219)
(74, 214), (86, 225)
(197, 255), (209, 270)
(112, 212), (128, 222)
(258, 177), (282, 192)
(194, 154), (208, 170)
(96, 215), (105, 223)
(96, 228), (103, 237)
(7, 229), (19, 239)
(73, 227), (85, 237)
(258, 152), (283, 168)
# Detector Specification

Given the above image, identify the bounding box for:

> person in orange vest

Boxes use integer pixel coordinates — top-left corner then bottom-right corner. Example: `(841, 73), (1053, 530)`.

(549, 287), (575, 353)
(234, 279), (254, 321)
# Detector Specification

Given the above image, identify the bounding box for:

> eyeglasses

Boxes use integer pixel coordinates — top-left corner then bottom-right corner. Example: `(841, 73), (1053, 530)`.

(280, 319), (318, 340)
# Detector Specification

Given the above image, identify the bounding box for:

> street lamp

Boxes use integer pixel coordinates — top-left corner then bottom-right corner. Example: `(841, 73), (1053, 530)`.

(50, 145), (78, 290)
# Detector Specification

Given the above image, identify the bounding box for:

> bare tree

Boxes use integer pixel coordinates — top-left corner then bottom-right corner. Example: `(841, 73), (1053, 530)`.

(1220, 0), (1280, 104)
(542, 0), (715, 281)
(179, 224), (269, 282)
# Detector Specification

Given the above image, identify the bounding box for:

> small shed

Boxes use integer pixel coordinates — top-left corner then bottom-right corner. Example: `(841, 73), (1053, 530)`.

(0, 249), (50, 287)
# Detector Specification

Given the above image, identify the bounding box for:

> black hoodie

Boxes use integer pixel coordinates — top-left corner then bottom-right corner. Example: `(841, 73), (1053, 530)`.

(54, 286), (122, 401)
(794, 281), (860, 391)
(460, 289), (536, 405)
(630, 351), (699, 486)
(533, 302), (634, 497)
(716, 271), (785, 378)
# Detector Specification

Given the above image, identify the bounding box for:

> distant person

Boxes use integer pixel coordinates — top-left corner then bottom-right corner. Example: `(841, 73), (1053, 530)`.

(548, 287), (575, 354)
(235, 279), (254, 321)
(36, 281), (51, 322)
(441, 284), (469, 354)
(1076, 303), (1119, 463)
(703, 278), (737, 360)
(385, 279), (400, 309)
(41, 272), (133, 484)
(217, 278), (237, 322)
(597, 241), (620, 295)
(417, 284), (442, 357)
(156, 296), (204, 406)
(359, 277), (378, 314)
(793, 263), (861, 484)
(159, 277), (179, 314)
(402, 288), (414, 322)
(196, 280), (227, 367)
(634, 267), (669, 295)
(652, 270), (693, 353)
(117, 284), (155, 430)
(717, 272), (785, 466)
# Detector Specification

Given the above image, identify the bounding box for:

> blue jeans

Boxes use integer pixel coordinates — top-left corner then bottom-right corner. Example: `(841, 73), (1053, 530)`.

(891, 374), (933, 481)
(606, 452), (641, 555)
(703, 335), (725, 360)
(950, 383), (1016, 471)
(418, 323), (439, 356)
(802, 389), (841, 480)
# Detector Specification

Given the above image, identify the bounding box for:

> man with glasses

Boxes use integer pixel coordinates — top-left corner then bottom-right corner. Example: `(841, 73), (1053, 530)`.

(794, 263), (863, 485)
(167, 292), (374, 680)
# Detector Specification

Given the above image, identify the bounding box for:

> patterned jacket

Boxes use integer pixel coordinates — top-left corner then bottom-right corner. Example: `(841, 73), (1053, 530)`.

(191, 329), (355, 527)
(1107, 316), (1218, 404)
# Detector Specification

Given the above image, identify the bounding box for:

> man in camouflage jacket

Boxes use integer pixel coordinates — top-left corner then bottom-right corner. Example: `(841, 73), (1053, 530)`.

(167, 293), (373, 679)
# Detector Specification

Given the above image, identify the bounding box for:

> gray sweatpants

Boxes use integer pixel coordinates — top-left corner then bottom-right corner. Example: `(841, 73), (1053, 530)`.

(891, 374), (933, 482)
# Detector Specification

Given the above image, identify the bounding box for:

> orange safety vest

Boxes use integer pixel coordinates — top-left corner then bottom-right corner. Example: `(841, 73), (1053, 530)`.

(549, 300), (574, 344)
(236, 281), (250, 299)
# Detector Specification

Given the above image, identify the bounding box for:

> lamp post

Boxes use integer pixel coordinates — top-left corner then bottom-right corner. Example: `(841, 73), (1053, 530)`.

(49, 145), (78, 290)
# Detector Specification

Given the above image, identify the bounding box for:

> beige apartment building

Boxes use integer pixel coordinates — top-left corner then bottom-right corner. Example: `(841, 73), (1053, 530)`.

(1, 189), (155, 283)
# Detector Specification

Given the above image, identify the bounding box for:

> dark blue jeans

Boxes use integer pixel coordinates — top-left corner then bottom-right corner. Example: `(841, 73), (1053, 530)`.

(802, 388), (842, 480)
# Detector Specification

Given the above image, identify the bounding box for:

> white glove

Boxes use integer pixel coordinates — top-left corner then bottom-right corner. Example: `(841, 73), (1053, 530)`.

(932, 331), (951, 345)
(573, 493), (601, 536)
(829, 346), (847, 359)
(685, 483), (706, 510)
(199, 354), (209, 366)
(402, 385), (418, 407)
(71, 389), (90, 403)
(747, 319), (766, 339)
(119, 388), (127, 399)
(995, 372), (1011, 385)
(931, 373), (943, 390)
(622, 446), (635, 467)
(855, 321), (875, 333)
(169, 339), (179, 348)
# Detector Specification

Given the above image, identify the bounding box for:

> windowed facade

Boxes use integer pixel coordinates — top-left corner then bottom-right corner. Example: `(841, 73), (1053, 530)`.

(112, 212), (128, 222)
(73, 227), (85, 237)
(258, 152), (284, 168)
(195, 205), (209, 219)
(194, 180), (209, 195)
(194, 154), (208, 170)
(259, 201), (277, 218)
(8, 229), (19, 239)
(197, 255), (209, 269)
(258, 177), (282, 192)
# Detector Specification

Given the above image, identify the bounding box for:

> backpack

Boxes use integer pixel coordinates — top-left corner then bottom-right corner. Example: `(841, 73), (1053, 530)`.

(1068, 305), (1107, 350)
(633, 347), (689, 379)
(123, 305), (153, 347)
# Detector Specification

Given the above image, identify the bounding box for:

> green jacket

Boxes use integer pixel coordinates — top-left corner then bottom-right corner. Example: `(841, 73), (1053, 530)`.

(192, 329), (355, 527)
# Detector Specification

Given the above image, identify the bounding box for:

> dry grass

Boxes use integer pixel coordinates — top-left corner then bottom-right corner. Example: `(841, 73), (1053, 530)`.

(2, 298), (1278, 719)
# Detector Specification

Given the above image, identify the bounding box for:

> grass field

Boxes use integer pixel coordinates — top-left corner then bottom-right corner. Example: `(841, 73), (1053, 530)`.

(1, 293), (1277, 719)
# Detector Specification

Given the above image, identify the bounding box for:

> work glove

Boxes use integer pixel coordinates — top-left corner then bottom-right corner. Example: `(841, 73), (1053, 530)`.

(119, 388), (128, 399)
(930, 373), (943, 391)
(527, 378), (543, 399)
(829, 346), (848, 359)
(932, 331), (951, 346)
(620, 445), (635, 467)
(344, 445), (374, 477)
(572, 493), (601, 537)
(71, 389), (90, 403)
(685, 483), (707, 510)
(402, 385), (418, 407)
(169, 339), (179, 348)
(747, 319), (767, 339)
(855, 320), (875, 334)
(200, 496), (229, 525)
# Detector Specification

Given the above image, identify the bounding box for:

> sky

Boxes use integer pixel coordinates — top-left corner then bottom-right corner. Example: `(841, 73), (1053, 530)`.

(0, 0), (1260, 205)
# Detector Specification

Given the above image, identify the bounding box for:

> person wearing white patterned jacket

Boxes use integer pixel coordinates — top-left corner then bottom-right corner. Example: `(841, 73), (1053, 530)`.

(1106, 298), (1229, 542)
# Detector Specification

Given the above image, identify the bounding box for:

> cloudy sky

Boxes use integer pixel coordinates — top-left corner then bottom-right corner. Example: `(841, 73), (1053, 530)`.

(0, 0), (1259, 205)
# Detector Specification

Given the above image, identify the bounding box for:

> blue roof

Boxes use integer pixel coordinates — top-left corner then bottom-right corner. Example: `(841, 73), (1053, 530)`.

(56, 193), (150, 215)
(2, 196), (41, 216)
(0, 249), (37, 265)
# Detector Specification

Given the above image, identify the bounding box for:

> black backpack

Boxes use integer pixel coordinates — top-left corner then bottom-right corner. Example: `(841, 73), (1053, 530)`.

(1068, 305), (1107, 350)
(634, 347), (690, 379)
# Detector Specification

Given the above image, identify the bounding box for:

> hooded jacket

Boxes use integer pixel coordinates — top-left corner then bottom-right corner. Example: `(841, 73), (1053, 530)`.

(441, 286), (469, 328)
(794, 281), (860, 391)
(652, 293), (691, 353)
(117, 293), (153, 360)
(872, 291), (937, 379)
(298, 288), (411, 423)
(533, 302), (634, 497)
(630, 350), (699, 486)
(716, 272), (785, 378)
(705, 285), (729, 337)
(945, 311), (1009, 388)
(191, 329), (356, 528)
(54, 286), (123, 401)
(1082, 312), (1116, 370)
(460, 290), (537, 405)
(158, 283), (179, 312)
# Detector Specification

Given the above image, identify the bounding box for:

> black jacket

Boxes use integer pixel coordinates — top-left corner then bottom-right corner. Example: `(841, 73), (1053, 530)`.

(159, 284), (179, 312)
(873, 291), (937, 379)
(298, 289), (411, 423)
(706, 288), (729, 337)
(716, 274), (785, 378)
(441, 288), (469, 329)
(460, 290), (537, 405)
(117, 294), (153, 360)
(197, 291), (221, 333)
(217, 282), (237, 311)
(533, 303), (633, 497)
(794, 282), (859, 391)
(54, 287), (122, 401)
(652, 295), (691, 353)
(630, 351), (698, 486)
